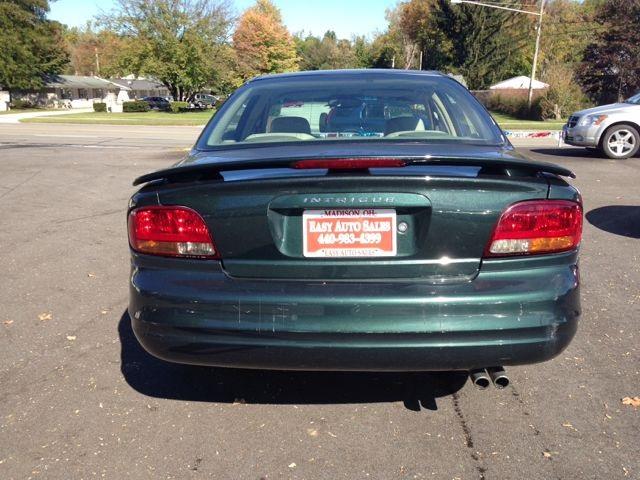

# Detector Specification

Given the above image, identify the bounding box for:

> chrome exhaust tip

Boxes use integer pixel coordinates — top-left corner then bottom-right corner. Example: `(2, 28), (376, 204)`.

(487, 367), (509, 389)
(469, 369), (491, 390)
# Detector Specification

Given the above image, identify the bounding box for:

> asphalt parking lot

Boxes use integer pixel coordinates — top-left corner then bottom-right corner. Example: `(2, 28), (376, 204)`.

(1, 124), (638, 480)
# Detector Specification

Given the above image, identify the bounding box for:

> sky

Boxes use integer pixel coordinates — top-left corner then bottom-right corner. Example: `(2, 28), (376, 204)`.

(48, 0), (396, 39)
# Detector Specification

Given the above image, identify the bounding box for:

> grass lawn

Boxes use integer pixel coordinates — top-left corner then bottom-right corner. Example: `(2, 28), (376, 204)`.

(21, 110), (215, 126)
(490, 111), (567, 131)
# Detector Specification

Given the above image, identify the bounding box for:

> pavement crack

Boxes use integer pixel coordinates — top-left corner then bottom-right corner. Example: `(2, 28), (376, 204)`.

(452, 392), (487, 480)
(55, 208), (122, 224)
(0, 169), (42, 199)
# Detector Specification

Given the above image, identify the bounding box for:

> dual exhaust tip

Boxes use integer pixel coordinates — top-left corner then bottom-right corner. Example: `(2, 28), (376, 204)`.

(470, 367), (509, 390)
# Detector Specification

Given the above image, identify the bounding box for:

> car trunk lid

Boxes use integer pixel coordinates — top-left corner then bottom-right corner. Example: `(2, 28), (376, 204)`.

(149, 157), (553, 282)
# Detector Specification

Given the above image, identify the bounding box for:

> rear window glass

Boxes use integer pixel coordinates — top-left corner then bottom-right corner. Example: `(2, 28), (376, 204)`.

(201, 74), (503, 148)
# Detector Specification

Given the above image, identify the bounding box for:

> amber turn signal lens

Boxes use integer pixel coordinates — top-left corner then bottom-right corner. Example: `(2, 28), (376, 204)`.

(128, 206), (218, 259)
(485, 200), (583, 257)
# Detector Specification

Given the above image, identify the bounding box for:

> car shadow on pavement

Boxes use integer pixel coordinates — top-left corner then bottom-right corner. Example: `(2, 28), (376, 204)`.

(586, 206), (640, 239)
(529, 147), (640, 159)
(529, 147), (602, 159)
(118, 311), (468, 411)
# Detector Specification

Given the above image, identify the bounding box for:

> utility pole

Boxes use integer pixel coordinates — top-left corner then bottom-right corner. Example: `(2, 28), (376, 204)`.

(95, 47), (100, 76)
(527, 0), (545, 110)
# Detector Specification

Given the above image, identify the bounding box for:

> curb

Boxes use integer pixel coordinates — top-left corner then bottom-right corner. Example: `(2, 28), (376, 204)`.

(503, 130), (562, 139)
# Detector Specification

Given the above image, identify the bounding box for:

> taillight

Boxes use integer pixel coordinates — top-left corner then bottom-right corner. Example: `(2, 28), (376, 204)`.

(485, 200), (583, 257)
(292, 158), (406, 170)
(128, 206), (218, 258)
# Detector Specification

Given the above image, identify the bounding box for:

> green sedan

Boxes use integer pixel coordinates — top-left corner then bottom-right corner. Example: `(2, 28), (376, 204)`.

(128, 70), (582, 388)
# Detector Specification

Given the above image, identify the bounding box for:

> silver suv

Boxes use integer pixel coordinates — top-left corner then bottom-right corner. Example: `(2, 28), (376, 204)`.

(564, 92), (640, 159)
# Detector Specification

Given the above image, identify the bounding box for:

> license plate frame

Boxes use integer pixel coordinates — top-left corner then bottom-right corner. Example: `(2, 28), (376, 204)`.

(302, 209), (397, 258)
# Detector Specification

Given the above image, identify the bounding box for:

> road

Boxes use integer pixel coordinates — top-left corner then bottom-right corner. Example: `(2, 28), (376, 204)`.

(0, 124), (638, 480)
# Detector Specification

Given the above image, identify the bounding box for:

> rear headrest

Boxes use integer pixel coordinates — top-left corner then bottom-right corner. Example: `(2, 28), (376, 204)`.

(270, 116), (311, 134)
(384, 116), (420, 136)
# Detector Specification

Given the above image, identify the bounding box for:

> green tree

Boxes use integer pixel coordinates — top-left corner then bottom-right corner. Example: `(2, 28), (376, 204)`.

(578, 0), (640, 103)
(539, 0), (597, 70)
(0, 0), (68, 90)
(453, 2), (535, 89)
(392, 0), (535, 89)
(102, 0), (234, 100)
(233, 0), (298, 79)
(367, 29), (402, 69)
(296, 31), (361, 71)
(352, 36), (375, 68)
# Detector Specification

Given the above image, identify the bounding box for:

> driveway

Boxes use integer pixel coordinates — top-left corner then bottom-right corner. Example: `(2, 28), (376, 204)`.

(0, 108), (93, 124)
(0, 124), (638, 479)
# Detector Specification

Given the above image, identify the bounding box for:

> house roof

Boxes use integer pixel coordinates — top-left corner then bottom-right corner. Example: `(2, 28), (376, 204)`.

(489, 76), (549, 90)
(43, 75), (130, 90)
(108, 78), (167, 91)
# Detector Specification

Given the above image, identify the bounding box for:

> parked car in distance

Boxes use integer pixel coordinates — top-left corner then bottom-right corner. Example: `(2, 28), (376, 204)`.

(128, 70), (582, 382)
(142, 96), (171, 111)
(564, 92), (640, 159)
(192, 93), (218, 109)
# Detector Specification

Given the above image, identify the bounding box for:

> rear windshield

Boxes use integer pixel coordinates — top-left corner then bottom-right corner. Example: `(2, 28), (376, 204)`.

(199, 74), (503, 149)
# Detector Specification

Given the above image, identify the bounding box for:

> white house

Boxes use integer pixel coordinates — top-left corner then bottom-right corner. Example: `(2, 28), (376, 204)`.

(489, 76), (549, 90)
(11, 75), (131, 109)
(108, 76), (170, 100)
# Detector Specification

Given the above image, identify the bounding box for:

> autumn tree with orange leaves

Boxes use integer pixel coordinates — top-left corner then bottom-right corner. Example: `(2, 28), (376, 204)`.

(233, 0), (299, 80)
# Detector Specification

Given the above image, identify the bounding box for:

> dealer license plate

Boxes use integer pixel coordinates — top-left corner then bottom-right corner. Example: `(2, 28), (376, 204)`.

(302, 209), (397, 258)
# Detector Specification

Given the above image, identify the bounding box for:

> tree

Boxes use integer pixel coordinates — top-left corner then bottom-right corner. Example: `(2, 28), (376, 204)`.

(539, 61), (588, 119)
(352, 36), (375, 68)
(398, 0), (451, 70)
(452, 2), (535, 89)
(383, 4), (421, 69)
(64, 24), (129, 77)
(0, 0), (68, 90)
(577, 0), (640, 103)
(538, 0), (597, 70)
(233, 0), (298, 79)
(102, 0), (234, 100)
(391, 0), (535, 89)
(296, 31), (360, 71)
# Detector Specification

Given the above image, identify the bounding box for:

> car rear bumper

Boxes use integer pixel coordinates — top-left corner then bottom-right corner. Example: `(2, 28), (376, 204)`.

(129, 252), (580, 371)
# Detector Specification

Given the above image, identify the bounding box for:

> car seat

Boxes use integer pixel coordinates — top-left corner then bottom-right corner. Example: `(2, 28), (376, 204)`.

(270, 116), (312, 135)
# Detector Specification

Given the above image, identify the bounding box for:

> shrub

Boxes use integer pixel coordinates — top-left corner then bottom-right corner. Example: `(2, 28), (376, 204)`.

(123, 101), (150, 113)
(93, 102), (107, 113)
(10, 99), (36, 109)
(169, 101), (189, 113)
(482, 91), (543, 120)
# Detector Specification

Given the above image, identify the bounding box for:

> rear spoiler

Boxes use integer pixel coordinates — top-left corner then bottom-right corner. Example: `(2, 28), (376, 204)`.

(133, 156), (575, 186)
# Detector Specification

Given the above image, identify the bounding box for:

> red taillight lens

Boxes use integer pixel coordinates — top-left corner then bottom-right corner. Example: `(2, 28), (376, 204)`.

(128, 206), (218, 258)
(292, 158), (406, 170)
(485, 200), (583, 257)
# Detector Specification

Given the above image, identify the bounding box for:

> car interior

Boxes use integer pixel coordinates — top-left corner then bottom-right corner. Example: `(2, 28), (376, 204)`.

(212, 84), (492, 146)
